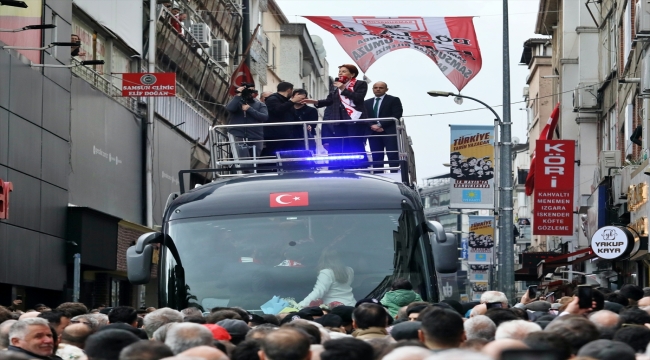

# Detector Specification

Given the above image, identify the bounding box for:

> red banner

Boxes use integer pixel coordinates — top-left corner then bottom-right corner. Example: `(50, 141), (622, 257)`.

(533, 140), (575, 236)
(121, 73), (176, 97)
(304, 16), (482, 91)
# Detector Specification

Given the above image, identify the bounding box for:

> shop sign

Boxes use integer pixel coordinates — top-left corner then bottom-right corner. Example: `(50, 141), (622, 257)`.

(121, 73), (176, 97)
(533, 140), (575, 235)
(0, 179), (13, 220)
(590, 226), (637, 260)
(628, 183), (647, 211)
(630, 217), (648, 237)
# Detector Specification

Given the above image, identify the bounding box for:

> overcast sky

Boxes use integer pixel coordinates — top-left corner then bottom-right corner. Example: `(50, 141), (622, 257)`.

(274, 0), (542, 182)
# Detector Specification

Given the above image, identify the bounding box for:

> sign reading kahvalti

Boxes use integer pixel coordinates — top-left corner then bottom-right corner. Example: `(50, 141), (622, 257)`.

(304, 16), (482, 91)
(533, 140), (575, 235)
(449, 125), (495, 209)
(121, 73), (176, 97)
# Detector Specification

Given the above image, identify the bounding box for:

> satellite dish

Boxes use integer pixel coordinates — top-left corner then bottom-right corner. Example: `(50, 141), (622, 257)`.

(311, 35), (327, 58)
(513, 137), (520, 145)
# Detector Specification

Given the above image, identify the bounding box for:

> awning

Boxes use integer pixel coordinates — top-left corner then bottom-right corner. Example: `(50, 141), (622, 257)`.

(536, 247), (597, 278)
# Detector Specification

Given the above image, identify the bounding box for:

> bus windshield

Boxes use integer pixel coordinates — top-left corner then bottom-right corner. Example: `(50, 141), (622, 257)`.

(162, 210), (417, 312)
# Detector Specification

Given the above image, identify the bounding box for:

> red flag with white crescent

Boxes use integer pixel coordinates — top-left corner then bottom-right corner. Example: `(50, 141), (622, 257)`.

(303, 16), (482, 91)
(229, 62), (254, 96)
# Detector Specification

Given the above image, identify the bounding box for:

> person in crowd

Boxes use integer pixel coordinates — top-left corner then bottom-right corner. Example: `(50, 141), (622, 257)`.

(418, 308), (465, 351)
(320, 337), (373, 360)
(382, 346), (432, 360)
(231, 340), (261, 360)
(207, 310), (242, 324)
(152, 323), (175, 343)
(258, 328), (311, 360)
(589, 310), (620, 339)
(246, 324), (277, 341)
(329, 306), (354, 335)
(264, 82), (304, 156)
(226, 84), (268, 159)
(55, 303), (88, 318)
(70, 315), (99, 331)
(620, 284), (644, 306)
(544, 314), (600, 355)
(84, 329), (140, 360)
(169, 8), (183, 34)
(638, 296), (650, 307)
(302, 65), (369, 157)
(118, 341), (174, 360)
(298, 248), (356, 308)
(389, 321), (421, 341)
(0, 320), (17, 350)
(480, 291), (508, 309)
(605, 292), (629, 307)
(56, 323), (93, 360)
(291, 89), (318, 150)
(70, 34), (86, 58)
(619, 306), (650, 325)
(463, 315), (496, 341)
(143, 308), (183, 339)
(179, 346), (229, 360)
(363, 81), (403, 172)
(577, 339), (636, 360)
(87, 314), (109, 328)
(7, 318), (56, 359)
(165, 323), (215, 354)
(481, 338), (528, 359)
(612, 326), (650, 353)
(523, 332), (572, 360)
(180, 307), (203, 319)
(380, 278), (422, 318)
(349, 304), (388, 340)
(216, 319), (250, 345)
(260, 91), (273, 104)
(96, 323), (147, 340)
(484, 308), (518, 327)
(494, 320), (541, 340)
(107, 307), (138, 327)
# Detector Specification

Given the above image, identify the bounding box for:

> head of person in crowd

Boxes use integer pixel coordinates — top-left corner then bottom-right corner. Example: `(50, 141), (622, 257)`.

(589, 310), (621, 339)
(165, 323), (214, 354)
(246, 324), (277, 341)
(509, 307), (530, 321)
(71, 314), (100, 331)
(60, 323), (93, 349)
(216, 319), (249, 345)
(638, 296), (650, 307)
(0, 307), (13, 324)
(0, 320), (17, 350)
(523, 331), (572, 360)
(180, 307), (203, 319)
(470, 303), (487, 318)
(37, 310), (70, 338)
(88, 313), (109, 327)
(337, 64), (359, 80)
(406, 305), (428, 322)
(365, 338), (394, 360)
(389, 321), (421, 341)
(260, 91), (273, 103)
(258, 328), (311, 360)
(494, 319), (541, 341)
(612, 325), (650, 353)
(118, 341), (174, 360)
(350, 304), (388, 340)
(577, 339), (636, 360)
(231, 340), (260, 360)
(544, 314), (600, 355)
(320, 337), (372, 360)
(56, 303), (89, 318)
(179, 346), (228, 360)
(460, 338), (490, 352)
(282, 321), (322, 345)
(620, 284), (644, 305)
(8, 318), (54, 357)
(605, 292), (629, 307)
(481, 339), (528, 359)
(619, 306), (650, 325)
(463, 315), (496, 341)
(33, 304), (48, 313)
(314, 314), (345, 333)
(108, 307), (138, 327)
(275, 82), (294, 98)
(428, 349), (493, 360)
(85, 329), (140, 360)
(152, 323), (175, 343)
(382, 346), (432, 360)
(418, 308), (465, 351)
(207, 310), (242, 324)
(484, 308), (518, 327)
(170, 7), (180, 15)
(480, 291), (508, 308)
(97, 323), (148, 340)
(143, 308), (183, 339)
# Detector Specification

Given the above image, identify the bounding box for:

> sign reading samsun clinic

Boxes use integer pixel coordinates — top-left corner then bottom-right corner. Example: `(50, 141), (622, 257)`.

(533, 140), (575, 236)
(449, 125), (495, 209)
(121, 73), (176, 97)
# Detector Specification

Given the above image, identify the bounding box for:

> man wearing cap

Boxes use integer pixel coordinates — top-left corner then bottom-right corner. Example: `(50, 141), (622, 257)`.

(216, 319), (249, 345)
(330, 306), (354, 334)
(351, 304), (389, 340)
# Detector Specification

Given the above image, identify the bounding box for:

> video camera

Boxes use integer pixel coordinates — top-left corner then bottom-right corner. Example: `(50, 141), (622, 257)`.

(236, 82), (256, 103)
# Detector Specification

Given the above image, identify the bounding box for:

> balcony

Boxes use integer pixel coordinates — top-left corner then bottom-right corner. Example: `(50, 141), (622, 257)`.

(194, 0), (241, 43)
(71, 59), (138, 113)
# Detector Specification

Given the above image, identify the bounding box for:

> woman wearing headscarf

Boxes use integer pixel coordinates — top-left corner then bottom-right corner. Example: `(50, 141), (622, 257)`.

(302, 64), (368, 157)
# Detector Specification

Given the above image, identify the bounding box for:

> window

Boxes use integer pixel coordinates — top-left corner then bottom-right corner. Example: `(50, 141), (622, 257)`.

(610, 17), (617, 71)
(272, 45), (276, 69)
(625, 102), (634, 156)
(623, 0), (632, 68)
(602, 109), (617, 151)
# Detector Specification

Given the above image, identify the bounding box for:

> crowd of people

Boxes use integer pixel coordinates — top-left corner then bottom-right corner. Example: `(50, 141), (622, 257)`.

(225, 64), (404, 171)
(5, 280), (650, 360)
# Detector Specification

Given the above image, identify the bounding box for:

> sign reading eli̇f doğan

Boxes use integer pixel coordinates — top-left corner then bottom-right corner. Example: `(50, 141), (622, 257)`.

(121, 73), (176, 97)
(590, 226), (638, 260)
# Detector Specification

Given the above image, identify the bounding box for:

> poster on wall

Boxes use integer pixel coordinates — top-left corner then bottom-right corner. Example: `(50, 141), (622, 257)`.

(467, 215), (495, 265)
(449, 125), (495, 209)
(468, 264), (490, 281)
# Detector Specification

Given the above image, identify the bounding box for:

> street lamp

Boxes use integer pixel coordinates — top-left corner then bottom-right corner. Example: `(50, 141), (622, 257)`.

(0, 24), (56, 33)
(427, 89), (515, 302)
(3, 41), (81, 51)
(0, 0), (27, 8)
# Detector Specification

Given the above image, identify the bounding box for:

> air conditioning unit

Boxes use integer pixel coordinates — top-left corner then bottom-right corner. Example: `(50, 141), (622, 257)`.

(642, 51), (650, 93)
(572, 83), (599, 111)
(599, 150), (621, 180)
(523, 86), (529, 97)
(637, 0), (650, 35)
(210, 39), (229, 67)
(191, 23), (211, 45)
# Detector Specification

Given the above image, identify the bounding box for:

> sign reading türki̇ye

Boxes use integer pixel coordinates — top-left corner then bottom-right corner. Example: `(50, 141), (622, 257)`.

(121, 73), (176, 97)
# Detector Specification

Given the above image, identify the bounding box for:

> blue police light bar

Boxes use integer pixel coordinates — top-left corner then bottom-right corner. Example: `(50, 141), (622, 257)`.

(305, 155), (364, 161)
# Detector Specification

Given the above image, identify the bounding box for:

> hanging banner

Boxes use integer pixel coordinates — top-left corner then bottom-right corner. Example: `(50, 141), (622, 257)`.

(449, 125), (495, 209)
(303, 16), (482, 91)
(469, 264), (490, 281)
(467, 215), (495, 265)
(470, 281), (488, 301)
(533, 140), (575, 236)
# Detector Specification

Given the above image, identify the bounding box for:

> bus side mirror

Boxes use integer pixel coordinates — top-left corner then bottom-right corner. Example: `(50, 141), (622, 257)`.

(427, 221), (458, 274)
(127, 232), (163, 285)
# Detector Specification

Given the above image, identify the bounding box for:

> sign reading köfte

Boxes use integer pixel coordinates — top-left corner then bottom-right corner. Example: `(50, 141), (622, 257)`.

(533, 140), (575, 235)
(121, 73), (176, 97)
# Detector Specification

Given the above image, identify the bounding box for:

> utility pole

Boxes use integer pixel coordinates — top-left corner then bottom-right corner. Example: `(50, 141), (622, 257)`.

(145, 0), (156, 228)
(501, 0), (516, 303)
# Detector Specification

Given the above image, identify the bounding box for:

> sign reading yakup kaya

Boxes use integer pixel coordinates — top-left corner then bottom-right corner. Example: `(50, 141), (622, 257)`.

(304, 16), (482, 91)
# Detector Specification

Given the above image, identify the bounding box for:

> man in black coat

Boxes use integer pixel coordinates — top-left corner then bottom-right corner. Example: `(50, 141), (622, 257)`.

(263, 81), (303, 156)
(364, 82), (403, 172)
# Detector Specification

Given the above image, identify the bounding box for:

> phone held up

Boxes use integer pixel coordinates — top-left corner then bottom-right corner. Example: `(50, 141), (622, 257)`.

(528, 285), (537, 299)
(578, 285), (593, 309)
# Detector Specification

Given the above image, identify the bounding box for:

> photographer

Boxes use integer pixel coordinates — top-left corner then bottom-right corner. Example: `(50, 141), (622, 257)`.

(225, 84), (268, 158)
(263, 82), (305, 156)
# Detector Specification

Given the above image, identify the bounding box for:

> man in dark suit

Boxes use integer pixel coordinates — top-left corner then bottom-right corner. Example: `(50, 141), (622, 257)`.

(364, 82), (403, 172)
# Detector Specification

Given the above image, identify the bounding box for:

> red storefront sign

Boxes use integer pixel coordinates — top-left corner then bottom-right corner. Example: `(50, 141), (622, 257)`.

(121, 73), (176, 97)
(533, 140), (575, 235)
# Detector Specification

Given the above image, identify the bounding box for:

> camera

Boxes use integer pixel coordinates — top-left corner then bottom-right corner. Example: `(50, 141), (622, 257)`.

(236, 82), (256, 103)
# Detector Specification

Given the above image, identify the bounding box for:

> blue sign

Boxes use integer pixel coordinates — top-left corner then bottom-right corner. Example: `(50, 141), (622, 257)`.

(462, 190), (482, 203)
(475, 253), (487, 262)
(461, 239), (469, 259)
